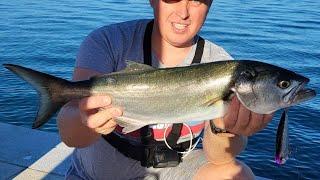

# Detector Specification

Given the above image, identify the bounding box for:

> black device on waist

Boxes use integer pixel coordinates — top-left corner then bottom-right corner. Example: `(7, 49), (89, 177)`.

(103, 19), (205, 168)
(103, 132), (199, 168)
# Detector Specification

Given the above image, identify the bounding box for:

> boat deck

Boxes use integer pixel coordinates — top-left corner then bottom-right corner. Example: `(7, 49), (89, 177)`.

(0, 122), (270, 179)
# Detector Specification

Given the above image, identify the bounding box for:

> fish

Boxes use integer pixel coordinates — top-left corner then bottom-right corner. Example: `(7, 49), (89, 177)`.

(275, 109), (289, 165)
(3, 60), (316, 133)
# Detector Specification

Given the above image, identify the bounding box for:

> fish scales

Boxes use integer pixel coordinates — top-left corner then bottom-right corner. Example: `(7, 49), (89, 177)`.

(85, 61), (237, 126)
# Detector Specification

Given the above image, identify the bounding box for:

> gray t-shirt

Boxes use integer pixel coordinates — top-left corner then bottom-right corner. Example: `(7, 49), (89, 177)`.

(76, 19), (232, 71)
(67, 19), (234, 179)
(75, 19), (233, 141)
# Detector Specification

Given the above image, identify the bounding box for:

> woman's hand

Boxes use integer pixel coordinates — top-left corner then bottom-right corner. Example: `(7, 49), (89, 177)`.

(78, 95), (122, 135)
(214, 96), (273, 136)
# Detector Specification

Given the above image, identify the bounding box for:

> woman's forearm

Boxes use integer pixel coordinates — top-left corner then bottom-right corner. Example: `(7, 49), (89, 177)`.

(202, 121), (247, 164)
(57, 100), (100, 148)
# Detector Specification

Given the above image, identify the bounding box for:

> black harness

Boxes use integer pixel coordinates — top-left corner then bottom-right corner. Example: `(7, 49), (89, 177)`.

(103, 19), (205, 168)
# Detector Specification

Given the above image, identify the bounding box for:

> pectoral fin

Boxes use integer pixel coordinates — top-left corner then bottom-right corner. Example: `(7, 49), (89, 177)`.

(203, 91), (234, 107)
(115, 116), (148, 134)
(203, 97), (221, 107)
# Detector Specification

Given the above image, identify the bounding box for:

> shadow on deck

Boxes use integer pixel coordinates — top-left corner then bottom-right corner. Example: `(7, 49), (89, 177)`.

(0, 122), (73, 179)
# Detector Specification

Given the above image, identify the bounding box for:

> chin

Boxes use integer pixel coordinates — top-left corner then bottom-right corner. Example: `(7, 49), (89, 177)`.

(168, 36), (194, 48)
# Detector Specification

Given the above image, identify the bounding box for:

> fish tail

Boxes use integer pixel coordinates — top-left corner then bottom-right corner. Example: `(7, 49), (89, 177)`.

(3, 64), (71, 128)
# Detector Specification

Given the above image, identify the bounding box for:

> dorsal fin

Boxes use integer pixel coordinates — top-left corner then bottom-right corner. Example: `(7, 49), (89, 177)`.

(91, 61), (155, 79)
(108, 61), (155, 75)
(124, 60), (155, 72)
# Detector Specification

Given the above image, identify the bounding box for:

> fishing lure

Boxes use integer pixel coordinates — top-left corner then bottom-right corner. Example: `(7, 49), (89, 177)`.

(275, 109), (289, 165)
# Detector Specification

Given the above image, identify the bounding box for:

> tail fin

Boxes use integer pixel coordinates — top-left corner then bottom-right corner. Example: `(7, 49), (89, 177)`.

(4, 64), (71, 128)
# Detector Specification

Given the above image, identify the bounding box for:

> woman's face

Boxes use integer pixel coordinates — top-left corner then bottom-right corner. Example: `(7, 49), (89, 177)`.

(150, 0), (212, 48)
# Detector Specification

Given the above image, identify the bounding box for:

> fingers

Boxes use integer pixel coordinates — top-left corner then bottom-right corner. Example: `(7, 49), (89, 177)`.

(224, 97), (239, 130)
(78, 95), (122, 135)
(261, 113), (274, 129)
(83, 107), (121, 128)
(224, 97), (274, 136)
(95, 119), (118, 135)
(233, 104), (251, 133)
(263, 113), (274, 124)
(243, 112), (264, 136)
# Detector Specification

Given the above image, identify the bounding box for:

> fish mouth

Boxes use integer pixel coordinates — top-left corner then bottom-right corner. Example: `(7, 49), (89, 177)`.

(284, 80), (316, 105)
(291, 88), (316, 104)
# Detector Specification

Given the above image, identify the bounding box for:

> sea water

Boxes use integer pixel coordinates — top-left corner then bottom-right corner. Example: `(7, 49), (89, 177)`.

(0, 0), (319, 179)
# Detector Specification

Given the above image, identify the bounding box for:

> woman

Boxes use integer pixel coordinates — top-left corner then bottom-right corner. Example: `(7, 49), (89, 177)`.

(58, 0), (273, 179)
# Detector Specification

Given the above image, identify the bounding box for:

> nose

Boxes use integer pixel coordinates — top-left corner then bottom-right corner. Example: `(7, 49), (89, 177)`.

(175, 0), (190, 19)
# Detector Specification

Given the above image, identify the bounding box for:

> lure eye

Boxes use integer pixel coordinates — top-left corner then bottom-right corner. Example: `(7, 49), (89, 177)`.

(278, 80), (291, 89)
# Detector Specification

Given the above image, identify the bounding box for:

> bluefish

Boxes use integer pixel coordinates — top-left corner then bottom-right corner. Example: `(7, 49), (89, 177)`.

(3, 60), (316, 133)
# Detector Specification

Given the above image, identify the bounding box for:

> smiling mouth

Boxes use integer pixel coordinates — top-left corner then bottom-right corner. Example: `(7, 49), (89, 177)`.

(172, 22), (189, 32)
(173, 23), (187, 29)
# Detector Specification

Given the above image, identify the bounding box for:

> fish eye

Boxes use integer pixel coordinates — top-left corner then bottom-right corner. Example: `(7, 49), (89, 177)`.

(278, 80), (291, 89)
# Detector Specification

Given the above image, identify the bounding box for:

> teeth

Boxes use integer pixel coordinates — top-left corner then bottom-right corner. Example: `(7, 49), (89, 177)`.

(173, 23), (187, 30)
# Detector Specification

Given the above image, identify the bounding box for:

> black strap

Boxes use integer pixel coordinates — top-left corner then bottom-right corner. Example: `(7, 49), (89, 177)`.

(143, 20), (153, 67)
(192, 36), (205, 64)
(165, 123), (184, 146)
(103, 133), (144, 161)
(141, 19), (205, 147)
